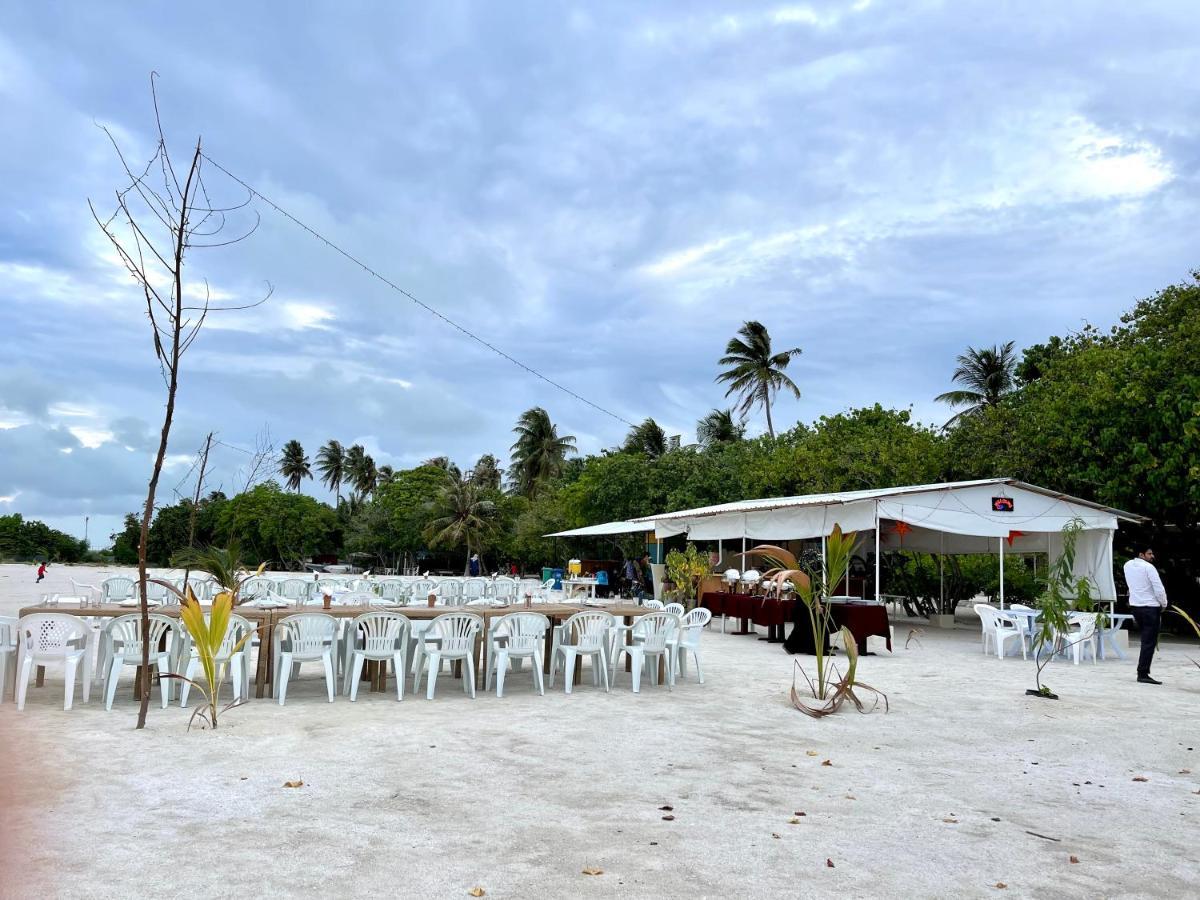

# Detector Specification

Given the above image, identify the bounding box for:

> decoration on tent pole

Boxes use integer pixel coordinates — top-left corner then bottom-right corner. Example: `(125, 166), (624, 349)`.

(1006, 530), (1025, 546)
(887, 521), (912, 545)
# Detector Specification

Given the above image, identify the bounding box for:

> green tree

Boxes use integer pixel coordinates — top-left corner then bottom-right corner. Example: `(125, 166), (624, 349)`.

(278, 439), (312, 492)
(470, 454), (503, 490)
(622, 418), (669, 458)
(216, 481), (340, 567)
(345, 444), (377, 498)
(375, 465), (396, 488)
(316, 440), (346, 503)
(696, 408), (744, 447)
(716, 320), (802, 438)
(509, 407), (576, 497)
(423, 469), (498, 573)
(935, 341), (1018, 425)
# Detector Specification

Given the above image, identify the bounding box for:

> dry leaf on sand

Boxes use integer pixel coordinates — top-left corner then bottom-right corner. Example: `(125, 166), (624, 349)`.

(821, 759), (833, 767)
(283, 780), (303, 788)
(468, 888), (486, 897)
(806, 750), (819, 757)
(1132, 776), (1149, 782)
(1069, 856), (1080, 864)
(582, 867), (603, 876)
(826, 859), (835, 868)
(662, 814), (675, 821)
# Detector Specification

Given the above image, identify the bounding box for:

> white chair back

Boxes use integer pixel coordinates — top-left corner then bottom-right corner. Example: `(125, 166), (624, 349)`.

(429, 612), (483, 657)
(494, 612), (550, 654)
(106, 614), (175, 658)
(633, 612), (678, 653)
(664, 602), (685, 616)
(278, 579), (313, 602)
(679, 608), (711, 648)
(101, 577), (135, 602)
(463, 578), (488, 600)
(350, 612), (409, 656)
(561, 610), (614, 652)
(278, 613), (337, 659)
(19, 613), (89, 659)
(642, 599), (665, 611)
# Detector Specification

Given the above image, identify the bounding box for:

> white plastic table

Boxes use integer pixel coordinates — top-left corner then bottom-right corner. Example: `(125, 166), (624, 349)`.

(1097, 613), (1133, 660)
(563, 578), (599, 600)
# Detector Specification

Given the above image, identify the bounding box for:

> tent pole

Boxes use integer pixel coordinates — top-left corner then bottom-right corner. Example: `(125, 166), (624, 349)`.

(999, 536), (1005, 609)
(939, 530), (945, 611)
(718, 538), (722, 567)
(821, 535), (827, 585)
(874, 502), (881, 602)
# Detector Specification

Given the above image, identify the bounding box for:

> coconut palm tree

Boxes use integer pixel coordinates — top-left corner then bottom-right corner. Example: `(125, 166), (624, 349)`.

(345, 444), (377, 497)
(315, 440), (346, 503)
(375, 465), (396, 488)
(935, 341), (1018, 426)
(470, 453), (502, 490)
(278, 440), (311, 492)
(622, 418), (669, 458)
(508, 407), (576, 497)
(423, 469), (497, 574)
(716, 320), (802, 439)
(696, 408), (745, 447)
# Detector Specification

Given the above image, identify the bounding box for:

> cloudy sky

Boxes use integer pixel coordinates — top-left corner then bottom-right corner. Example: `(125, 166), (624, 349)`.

(1, 1), (1197, 546)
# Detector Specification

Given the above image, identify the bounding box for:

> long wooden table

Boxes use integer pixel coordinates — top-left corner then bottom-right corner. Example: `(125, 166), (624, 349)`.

(16, 601), (655, 700)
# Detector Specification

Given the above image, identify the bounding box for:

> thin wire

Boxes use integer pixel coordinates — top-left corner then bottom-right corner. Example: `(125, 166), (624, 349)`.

(199, 152), (636, 428)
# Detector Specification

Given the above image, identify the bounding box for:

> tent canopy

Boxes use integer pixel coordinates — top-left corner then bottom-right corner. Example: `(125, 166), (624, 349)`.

(629, 479), (1144, 600)
(544, 520), (656, 538)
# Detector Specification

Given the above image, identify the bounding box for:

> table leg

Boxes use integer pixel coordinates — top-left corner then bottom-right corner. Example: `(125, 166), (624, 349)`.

(36, 665), (45, 687)
(731, 617), (754, 636)
(255, 621), (274, 699)
(624, 615), (633, 673)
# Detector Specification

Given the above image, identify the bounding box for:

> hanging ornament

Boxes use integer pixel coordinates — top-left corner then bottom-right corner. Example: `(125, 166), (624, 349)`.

(1006, 530), (1025, 547)
(888, 521), (912, 545)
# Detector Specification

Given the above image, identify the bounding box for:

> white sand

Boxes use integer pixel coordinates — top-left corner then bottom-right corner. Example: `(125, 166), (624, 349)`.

(2, 564), (1198, 898)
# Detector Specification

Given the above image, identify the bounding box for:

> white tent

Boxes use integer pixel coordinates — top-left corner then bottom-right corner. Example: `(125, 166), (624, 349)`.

(631, 479), (1144, 602)
(544, 520), (656, 538)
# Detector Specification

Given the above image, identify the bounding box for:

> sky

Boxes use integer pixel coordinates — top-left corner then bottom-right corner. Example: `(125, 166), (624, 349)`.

(1, 1), (1198, 547)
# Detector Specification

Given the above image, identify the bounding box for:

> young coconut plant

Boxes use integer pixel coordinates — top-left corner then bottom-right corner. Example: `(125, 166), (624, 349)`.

(777, 525), (887, 717)
(154, 549), (265, 729)
(1027, 518), (1102, 699)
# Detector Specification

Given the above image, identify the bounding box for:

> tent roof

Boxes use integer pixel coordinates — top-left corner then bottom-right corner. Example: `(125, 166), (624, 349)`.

(544, 520), (657, 538)
(632, 478), (1145, 524)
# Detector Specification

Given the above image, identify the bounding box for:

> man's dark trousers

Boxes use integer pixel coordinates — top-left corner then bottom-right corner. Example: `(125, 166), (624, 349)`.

(1130, 606), (1162, 677)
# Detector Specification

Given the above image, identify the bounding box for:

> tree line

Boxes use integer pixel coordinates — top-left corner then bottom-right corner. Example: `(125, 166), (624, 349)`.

(93, 271), (1199, 608)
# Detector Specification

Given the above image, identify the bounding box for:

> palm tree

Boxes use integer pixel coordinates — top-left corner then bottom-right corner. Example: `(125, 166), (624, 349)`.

(622, 418), (669, 457)
(423, 469), (497, 574)
(345, 444), (377, 497)
(716, 320), (802, 438)
(315, 440), (346, 503)
(278, 440), (311, 492)
(696, 408), (745, 447)
(935, 341), (1018, 425)
(508, 407), (576, 497)
(470, 453), (502, 490)
(421, 456), (461, 478)
(375, 465), (396, 488)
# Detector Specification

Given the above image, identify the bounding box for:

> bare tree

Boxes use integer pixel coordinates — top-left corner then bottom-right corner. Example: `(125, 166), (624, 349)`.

(89, 74), (269, 729)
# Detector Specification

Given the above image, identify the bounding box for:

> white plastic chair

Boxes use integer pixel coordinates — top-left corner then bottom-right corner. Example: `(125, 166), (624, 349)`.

(379, 580), (408, 603)
(278, 578), (314, 604)
(486, 612), (549, 697)
(273, 613), (338, 704)
(491, 578), (518, 601)
(15, 613), (91, 710)
(415, 612), (483, 700)
(1056, 612), (1099, 665)
(100, 614), (176, 711)
(641, 599), (665, 611)
(137, 580), (171, 605)
(664, 602), (685, 617)
(342, 612), (410, 701)
(670, 608), (711, 683)
(0, 616), (18, 701)
(438, 580), (465, 606)
(549, 610), (614, 694)
(975, 604), (1027, 659)
(177, 613), (255, 709)
(240, 577), (273, 601)
(610, 612), (679, 693)
(463, 578), (488, 601)
(70, 578), (100, 603)
(101, 576), (135, 602)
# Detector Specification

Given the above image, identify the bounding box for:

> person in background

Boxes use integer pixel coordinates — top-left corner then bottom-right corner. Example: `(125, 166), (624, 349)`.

(468, 553), (481, 577)
(639, 553), (653, 597)
(1123, 546), (1168, 685)
(622, 556), (636, 596)
(36, 560), (47, 583)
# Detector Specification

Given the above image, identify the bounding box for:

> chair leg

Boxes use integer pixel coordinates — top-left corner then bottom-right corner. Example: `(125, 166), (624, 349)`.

(563, 649), (577, 694)
(105, 658), (122, 711)
(16, 654), (34, 711)
(426, 653), (440, 700)
(693, 650), (704, 685)
(631, 652), (642, 693)
(277, 652), (291, 706)
(533, 651), (544, 695)
(393, 651), (405, 700)
(349, 654), (365, 701)
(157, 657), (170, 709)
(323, 651), (335, 702)
(465, 654), (476, 699)
(64, 657), (79, 711)
(495, 649), (508, 698)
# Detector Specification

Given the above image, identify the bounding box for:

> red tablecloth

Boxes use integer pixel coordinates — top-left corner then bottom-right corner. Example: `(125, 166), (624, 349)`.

(703, 592), (892, 653)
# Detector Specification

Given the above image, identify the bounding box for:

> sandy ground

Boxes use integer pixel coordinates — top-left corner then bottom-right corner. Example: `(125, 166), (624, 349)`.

(2, 564), (1198, 899)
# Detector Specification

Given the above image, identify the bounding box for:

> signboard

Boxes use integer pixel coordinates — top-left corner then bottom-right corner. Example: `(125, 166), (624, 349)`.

(991, 496), (1014, 512)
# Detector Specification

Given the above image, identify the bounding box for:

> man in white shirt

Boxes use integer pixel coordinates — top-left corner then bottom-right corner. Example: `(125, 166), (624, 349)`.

(1123, 547), (1168, 684)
